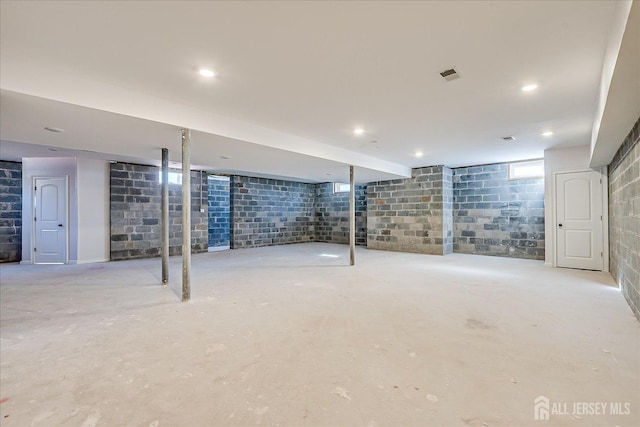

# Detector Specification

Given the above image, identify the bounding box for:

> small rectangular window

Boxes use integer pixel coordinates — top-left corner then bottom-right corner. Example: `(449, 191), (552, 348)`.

(508, 160), (544, 180)
(333, 182), (351, 193)
(158, 171), (182, 185)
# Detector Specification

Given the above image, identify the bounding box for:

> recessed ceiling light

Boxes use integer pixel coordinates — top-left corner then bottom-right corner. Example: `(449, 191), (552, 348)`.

(44, 127), (64, 133)
(415, 151), (424, 158)
(521, 84), (538, 92)
(220, 155), (231, 160)
(542, 131), (554, 137)
(353, 128), (365, 136)
(199, 69), (215, 78)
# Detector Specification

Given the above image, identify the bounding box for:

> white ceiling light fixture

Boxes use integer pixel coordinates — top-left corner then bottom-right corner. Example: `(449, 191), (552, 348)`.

(198, 69), (215, 78)
(541, 131), (554, 137)
(521, 84), (538, 92)
(415, 151), (424, 158)
(353, 127), (365, 136)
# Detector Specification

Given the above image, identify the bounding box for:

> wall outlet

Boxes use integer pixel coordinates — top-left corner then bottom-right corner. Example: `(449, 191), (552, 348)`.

(200, 208), (205, 213)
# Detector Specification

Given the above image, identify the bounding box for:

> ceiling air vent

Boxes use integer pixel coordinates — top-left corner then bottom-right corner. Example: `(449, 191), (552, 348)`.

(502, 136), (516, 142)
(440, 68), (460, 82)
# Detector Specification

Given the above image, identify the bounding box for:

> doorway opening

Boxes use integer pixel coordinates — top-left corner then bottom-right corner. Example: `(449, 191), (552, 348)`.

(207, 175), (230, 252)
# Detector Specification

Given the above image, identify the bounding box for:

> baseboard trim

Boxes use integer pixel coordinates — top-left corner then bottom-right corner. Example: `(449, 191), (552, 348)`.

(75, 258), (109, 264)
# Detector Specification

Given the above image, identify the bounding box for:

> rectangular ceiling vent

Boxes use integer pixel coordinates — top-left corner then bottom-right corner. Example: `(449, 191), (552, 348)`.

(440, 68), (460, 82)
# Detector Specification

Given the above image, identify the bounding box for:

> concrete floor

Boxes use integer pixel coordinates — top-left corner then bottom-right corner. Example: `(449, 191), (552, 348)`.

(0, 243), (638, 427)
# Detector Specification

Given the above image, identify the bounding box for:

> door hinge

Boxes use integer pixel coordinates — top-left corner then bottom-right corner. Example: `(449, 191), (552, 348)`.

(34, 186), (37, 191)
(34, 217), (37, 222)
(34, 247), (37, 252)
(600, 178), (602, 184)
(601, 252), (603, 257)
(600, 215), (603, 221)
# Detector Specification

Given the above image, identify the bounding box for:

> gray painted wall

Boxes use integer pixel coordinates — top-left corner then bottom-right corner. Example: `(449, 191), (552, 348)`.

(0, 161), (22, 263)
(609, 116), (640, 320)
(452, 163), (545, 260)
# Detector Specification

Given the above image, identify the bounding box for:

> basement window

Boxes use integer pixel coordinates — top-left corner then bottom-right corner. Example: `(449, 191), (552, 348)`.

(333, 183), (351, 193)
(508, 159), (544, 180)
(158, 171), (182, 185)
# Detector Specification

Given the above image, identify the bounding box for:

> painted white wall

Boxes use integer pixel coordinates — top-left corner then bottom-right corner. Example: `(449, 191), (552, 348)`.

(77, 158), (110, 263)
(22, 157), (78, 264)
(544, 146), (607, 268)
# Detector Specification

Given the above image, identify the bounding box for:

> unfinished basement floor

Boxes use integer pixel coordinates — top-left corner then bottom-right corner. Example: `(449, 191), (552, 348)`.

(0, 243), (638, 427)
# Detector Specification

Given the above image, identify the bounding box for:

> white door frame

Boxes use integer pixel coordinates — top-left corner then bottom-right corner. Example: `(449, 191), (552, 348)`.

(551, 168), (608, 271)
(32, 176), (69, 264)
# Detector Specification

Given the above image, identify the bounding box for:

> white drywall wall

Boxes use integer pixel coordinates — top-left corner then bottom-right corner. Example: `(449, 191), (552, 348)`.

(77, 158), (110, 263)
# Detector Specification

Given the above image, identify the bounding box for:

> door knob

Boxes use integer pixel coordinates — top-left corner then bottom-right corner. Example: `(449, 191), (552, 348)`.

(558, 224), (563, 227)
(58, 224), (64, 227)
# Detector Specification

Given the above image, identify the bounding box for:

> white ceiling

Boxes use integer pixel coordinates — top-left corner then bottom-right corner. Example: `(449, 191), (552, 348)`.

(0, 0), (630, 182)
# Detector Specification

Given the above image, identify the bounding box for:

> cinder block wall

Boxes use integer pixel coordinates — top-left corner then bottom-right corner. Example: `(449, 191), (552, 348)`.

(452, 163), (545, 260)
(315, 183), (367, 245)
(367, 166), (453, 255)
(0, 161), (22, 263)
(110, 163), (208, 260)
(207, 176), (230, 247)
(609, 117), (640, 320)
(230, 176), (315, 249)
(442, 167), (454, 254)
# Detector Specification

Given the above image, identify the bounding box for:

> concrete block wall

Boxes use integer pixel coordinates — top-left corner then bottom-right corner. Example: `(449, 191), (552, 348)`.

(452, 163), (545, 260)
(207, 176), (230, 247)
(0, 161), (22, 263)
(367, 166), (453, 255)
(442, 167), (454, 254)
(609, 116), (640, 320)
(110, 163), (208, 260)
(314, 183), (367, 245)
(230, 176), (315, 249)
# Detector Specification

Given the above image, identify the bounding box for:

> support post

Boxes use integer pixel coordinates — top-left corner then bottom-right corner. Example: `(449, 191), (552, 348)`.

(349, 165), (355, 266)
(181, 129), (191, 302)
(161, 148), (169, 285)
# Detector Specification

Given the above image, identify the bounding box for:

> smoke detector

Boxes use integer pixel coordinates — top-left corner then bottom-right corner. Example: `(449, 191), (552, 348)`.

(440, 68), (460, 82)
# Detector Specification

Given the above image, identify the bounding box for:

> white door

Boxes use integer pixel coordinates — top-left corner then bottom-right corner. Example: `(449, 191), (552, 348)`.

(555, 171), (603, 270)
(34, 177), (67, 264)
